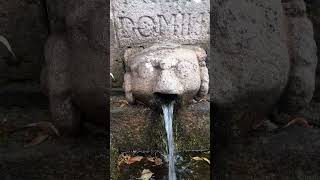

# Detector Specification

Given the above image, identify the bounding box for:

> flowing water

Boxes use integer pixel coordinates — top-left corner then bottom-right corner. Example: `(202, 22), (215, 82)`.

(162, 101), (177, 180)
(117, 100), (210, 179)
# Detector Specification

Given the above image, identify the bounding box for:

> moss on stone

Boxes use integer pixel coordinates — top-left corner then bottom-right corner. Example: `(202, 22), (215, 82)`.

(111, 96), (210, 152)
(110, 144), (120, 180)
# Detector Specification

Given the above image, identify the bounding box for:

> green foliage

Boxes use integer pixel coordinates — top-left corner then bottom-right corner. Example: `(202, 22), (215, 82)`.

(110, 145), (120, 180)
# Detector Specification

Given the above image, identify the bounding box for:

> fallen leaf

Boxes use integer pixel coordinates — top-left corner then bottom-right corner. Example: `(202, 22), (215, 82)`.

(117, 154), (130, 166)
(116, 100), (129, 108)
(154, 157), (163, 165)
(139, 169), (153, 180)
(146, 157), (155, 162)
(202, 157), (210, 164)
(192, 157), (203, 161)
(146, 156), (163, 166)
(285, 117), (310, 128)
(25, 121), (60, 136)
(24, 133), (49, 147)
(252, 119), (266, 130)
(192, 156), (210, 164)
(127, 156), (143, 164)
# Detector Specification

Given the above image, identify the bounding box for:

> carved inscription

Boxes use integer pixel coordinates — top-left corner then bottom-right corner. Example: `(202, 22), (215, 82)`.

(112, 0), (209, 46)
(123, 0), (205, 4)
(117, 12), (209, 38)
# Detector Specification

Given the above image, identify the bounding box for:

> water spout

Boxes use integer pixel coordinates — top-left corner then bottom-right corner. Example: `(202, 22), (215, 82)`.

(162, 101), (177, 180)
(155, 93), (178, 104)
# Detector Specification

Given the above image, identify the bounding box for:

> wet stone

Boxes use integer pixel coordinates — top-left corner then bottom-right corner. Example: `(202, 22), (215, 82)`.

(110, 96), (210, 152)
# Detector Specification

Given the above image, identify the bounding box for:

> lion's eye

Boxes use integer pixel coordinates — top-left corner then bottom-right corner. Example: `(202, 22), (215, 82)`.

(176, 61), (197, 79)
(138, 62), (155, 78)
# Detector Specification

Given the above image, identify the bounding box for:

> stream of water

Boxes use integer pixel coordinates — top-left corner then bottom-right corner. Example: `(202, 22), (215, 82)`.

(162, 101), (177, 180)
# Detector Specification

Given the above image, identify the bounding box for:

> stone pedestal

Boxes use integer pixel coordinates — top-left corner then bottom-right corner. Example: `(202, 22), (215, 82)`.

(111, 96), (210, 152)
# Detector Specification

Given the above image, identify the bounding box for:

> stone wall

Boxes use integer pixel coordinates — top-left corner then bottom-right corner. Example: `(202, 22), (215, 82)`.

(0, 0), (48, 86)
(0, 0), (319, 112)
(305, 1), (320, 101)
(280, 0), (318, 113)
(211, 0), (290, 112)
(211, 0), (318, 115)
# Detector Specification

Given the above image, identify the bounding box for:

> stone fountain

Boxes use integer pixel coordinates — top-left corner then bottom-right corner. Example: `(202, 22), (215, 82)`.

(40, 0), (210, 178)
(111, 0), (210, 179)
(123, 43), (209, 105)
(110, 0), (210, 151)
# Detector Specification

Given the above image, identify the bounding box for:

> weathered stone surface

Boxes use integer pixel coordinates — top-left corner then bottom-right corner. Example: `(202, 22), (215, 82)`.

(0, 0), (48, 82)
(306, 1), (320, 101)
(211, 0), (290, 111)
(45, 0), (66, 33)
(111, 0), (209, 48)
(123, 43), (209, 105)
(110, 0), (210, 87)
(42, 0), (109, 133)
(111, 1), (210, 153)
(280, 0), (318, 113)
(111, 96), (209, 151)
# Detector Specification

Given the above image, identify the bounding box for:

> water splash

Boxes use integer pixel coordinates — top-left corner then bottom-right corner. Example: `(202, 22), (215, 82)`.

(162, 101), (177, 180)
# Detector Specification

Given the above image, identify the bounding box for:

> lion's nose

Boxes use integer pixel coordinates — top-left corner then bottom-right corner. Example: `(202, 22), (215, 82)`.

(153, 70), (184, 95)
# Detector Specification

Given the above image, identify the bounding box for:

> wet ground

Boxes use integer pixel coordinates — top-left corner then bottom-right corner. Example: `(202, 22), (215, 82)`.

(215, 125), (320, 179)
(0, 83), (107, 180)
(118, 151), (210, 179)
(110, 95), (210, 152)
(214, 101), (320, 179)
(1, 83), (320, 179)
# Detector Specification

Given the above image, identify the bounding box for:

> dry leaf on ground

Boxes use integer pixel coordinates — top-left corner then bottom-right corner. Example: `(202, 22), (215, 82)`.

(24, 121), (60, 136)
(284, 117), (310, 128)
(192, 156), (210, 164)
(118, 100), (129, 108)
(117, 154), (130, 166)
(24, 133), (49, 148)
(192, 157), (203, 161)
(118, 155), (144, 165)
(146, 157), (155, 162)
(146, 157), (163, 165)
(154, 157), (163, 165)
(139, 169), (153, 180)
(127, 156), (143, 164)
(202, 157), (210, 164)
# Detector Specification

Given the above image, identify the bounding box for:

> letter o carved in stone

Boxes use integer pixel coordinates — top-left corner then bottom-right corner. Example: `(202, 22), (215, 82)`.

(137, 16), (156, 37)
